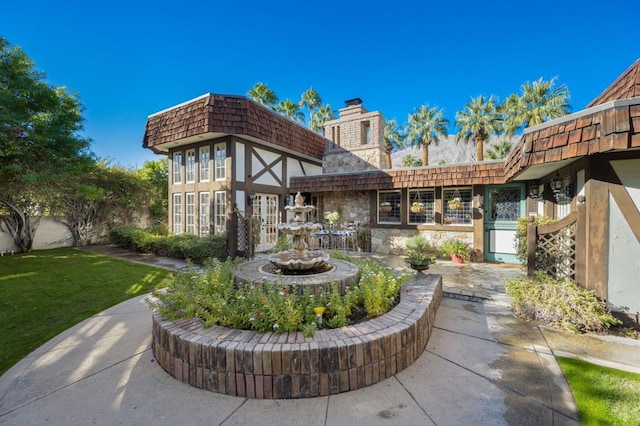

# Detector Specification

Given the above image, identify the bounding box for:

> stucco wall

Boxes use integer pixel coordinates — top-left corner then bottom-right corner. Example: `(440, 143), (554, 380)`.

(607, 159), (640, 315)
(0, 217), (74, 253)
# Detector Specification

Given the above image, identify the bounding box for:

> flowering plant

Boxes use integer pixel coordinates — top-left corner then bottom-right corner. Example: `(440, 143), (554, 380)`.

(324, 211), (340, 224)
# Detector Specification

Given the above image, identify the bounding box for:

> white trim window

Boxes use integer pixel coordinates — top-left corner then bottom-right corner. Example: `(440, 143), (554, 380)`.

(443, 187), (473, 226)
(408, 189), (435, 224)
(172, 193), (182, 234)
(378, 190), (401, 224)
(199, 192), (210, 236)
(214, 191), (227, 235)
(199, 146), (210, 182)
(172, 152), (182, 184)
(215, 142), (226, 180)
(185, 193), (195, 234)
(186, 149), (196, 183)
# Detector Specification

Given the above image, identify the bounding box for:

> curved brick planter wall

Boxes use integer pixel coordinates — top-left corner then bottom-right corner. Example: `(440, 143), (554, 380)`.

(151, 273), (442, 399)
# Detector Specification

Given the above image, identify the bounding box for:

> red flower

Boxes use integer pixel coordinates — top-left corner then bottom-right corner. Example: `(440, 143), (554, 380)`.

(256, 311), (261, 317)
(283, 289), (289, 294)
(372, 276), (378, 281)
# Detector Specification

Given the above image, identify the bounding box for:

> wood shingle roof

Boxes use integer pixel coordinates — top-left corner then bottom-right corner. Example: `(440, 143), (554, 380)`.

(143, 94), (326, 160)
(587, 59), (640, 108)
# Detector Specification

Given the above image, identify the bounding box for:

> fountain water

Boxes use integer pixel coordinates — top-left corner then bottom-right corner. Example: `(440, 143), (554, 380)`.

(268, 192), (330, 272)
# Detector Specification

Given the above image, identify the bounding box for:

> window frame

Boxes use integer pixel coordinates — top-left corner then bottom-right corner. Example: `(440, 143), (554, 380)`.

(377, 190), (402, 224)
(185, 192), (196, 234)
(199, 146), (210, 182)
(443, 187), (473, 226)
(172, 193), (182, 234)
(172, 152), (182, 185)
(185, 149), (196, 183)
(408, 189), (436, 224)
(199, 191), (210, 236)
(214, 142), (226, 181)
(214, 191), (227, 235)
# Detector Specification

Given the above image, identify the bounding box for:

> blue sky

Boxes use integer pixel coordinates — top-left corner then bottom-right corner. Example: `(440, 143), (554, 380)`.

(2, 0), (637, 167)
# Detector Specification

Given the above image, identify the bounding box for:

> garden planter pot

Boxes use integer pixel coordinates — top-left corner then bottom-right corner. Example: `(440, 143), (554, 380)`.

(451, 254), (464, 264)
(410, 262), (430, 271)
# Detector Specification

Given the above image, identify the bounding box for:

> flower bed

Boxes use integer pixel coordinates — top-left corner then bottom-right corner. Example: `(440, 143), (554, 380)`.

(151, 273), (442, 398)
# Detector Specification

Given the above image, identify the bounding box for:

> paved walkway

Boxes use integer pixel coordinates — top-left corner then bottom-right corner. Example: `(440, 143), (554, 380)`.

(1, 246), (638, 425)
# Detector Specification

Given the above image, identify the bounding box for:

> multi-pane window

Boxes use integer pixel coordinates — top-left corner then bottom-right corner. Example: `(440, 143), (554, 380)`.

(185, 193), (195, 234)
(186, 149), (195, 183)
(172, 193), (182, 234)
(199, 146), (210, 182)
(199, 192), (210, 236)
(443, 187), (473, 225)
(214, 191), (227, 234)
(378, 191), (401, 223)
(408, 189), (435, 224)
(215, 143), (226, 180)
(172, 152), (182, 184)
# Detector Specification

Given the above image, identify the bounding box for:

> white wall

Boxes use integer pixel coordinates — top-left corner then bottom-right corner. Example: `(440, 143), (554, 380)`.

(0, 217), (74, 253)
(607, 159), (640, 315)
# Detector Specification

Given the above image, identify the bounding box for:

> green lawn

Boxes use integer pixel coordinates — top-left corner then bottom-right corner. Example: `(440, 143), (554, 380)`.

(0, 247), (174, 376)
(557, 356), (640, 425)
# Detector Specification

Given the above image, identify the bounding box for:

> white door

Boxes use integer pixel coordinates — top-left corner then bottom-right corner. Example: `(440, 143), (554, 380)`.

(253, 194), (279, 251)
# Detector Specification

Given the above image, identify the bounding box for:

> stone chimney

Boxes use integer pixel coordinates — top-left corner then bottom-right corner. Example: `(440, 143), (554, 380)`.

(322, 99), (387, 173)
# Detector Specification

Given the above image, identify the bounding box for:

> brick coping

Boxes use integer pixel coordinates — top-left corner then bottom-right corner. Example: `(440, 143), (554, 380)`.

(151, 273), (442, 398)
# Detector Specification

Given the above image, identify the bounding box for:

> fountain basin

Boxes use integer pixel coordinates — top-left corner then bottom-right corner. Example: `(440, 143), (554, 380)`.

(268, 250), (330, 271)
(235, 258), (359, 296)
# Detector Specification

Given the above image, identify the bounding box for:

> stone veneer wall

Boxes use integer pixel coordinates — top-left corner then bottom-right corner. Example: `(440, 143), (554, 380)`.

(321, 191), (370, 225)
(371, 228), (474, 255)
(151, 274), (442, 399)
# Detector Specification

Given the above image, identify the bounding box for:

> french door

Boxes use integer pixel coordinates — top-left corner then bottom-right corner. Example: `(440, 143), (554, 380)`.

(253, 194), (279, 251)
(484, 184), (525, 263)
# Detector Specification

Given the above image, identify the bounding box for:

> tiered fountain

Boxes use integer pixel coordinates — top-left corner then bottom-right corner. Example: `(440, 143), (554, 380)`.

(234, 192), (358, 295)
(268, 192), (330, 272)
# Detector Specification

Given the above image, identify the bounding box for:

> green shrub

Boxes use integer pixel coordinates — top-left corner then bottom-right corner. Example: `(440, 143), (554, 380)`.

(273, 235), (292, 253)
(109, 226), (227, 263)
(505, 274), (621, 332)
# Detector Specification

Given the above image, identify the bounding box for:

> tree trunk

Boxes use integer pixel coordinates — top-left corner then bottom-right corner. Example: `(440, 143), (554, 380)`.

(422, 143), (429, 166)
(475, 137), (484, 162)
(0, 205), (39, 252)
(385, 151), (392, 169)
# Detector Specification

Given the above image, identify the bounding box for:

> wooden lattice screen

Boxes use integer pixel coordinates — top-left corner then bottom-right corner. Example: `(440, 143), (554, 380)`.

(230, 208), (253, 259)
(527, 200), (586, 284)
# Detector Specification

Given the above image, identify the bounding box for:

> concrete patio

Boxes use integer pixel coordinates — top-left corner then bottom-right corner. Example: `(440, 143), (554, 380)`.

(1, 246), (638, 425)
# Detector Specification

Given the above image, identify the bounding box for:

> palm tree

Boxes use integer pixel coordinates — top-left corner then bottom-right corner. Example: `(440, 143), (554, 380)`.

(455, 95), (502, 162)
(485, 140), (514, 160)
(503, 77), (571, 135)
(274, 99), (305, 124)
(299, 87), (322, 127)
(247, 82), (278, 107)
(383, 119), (405, 169)
(310, 103), (335, 133)
(406, 105), (449, 166)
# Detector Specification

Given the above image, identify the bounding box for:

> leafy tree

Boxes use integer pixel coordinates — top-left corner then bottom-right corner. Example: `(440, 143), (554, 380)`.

(137, 158), (168, 227)
(455, 95), (502, 162)
(485, 140), (514, 160)
(274, 99), (305, 124)
(0, 37), (93, 252)
(503, 77), (571, 135)
(406, 104), (449, 166)
(309, 103), (335, 133)
(247, 82), (278, 107)
(56, 162), (149, 246)
(383, 119), (405, 169)
(401, 154), (422, 168)
(299, 87), (321, 126)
